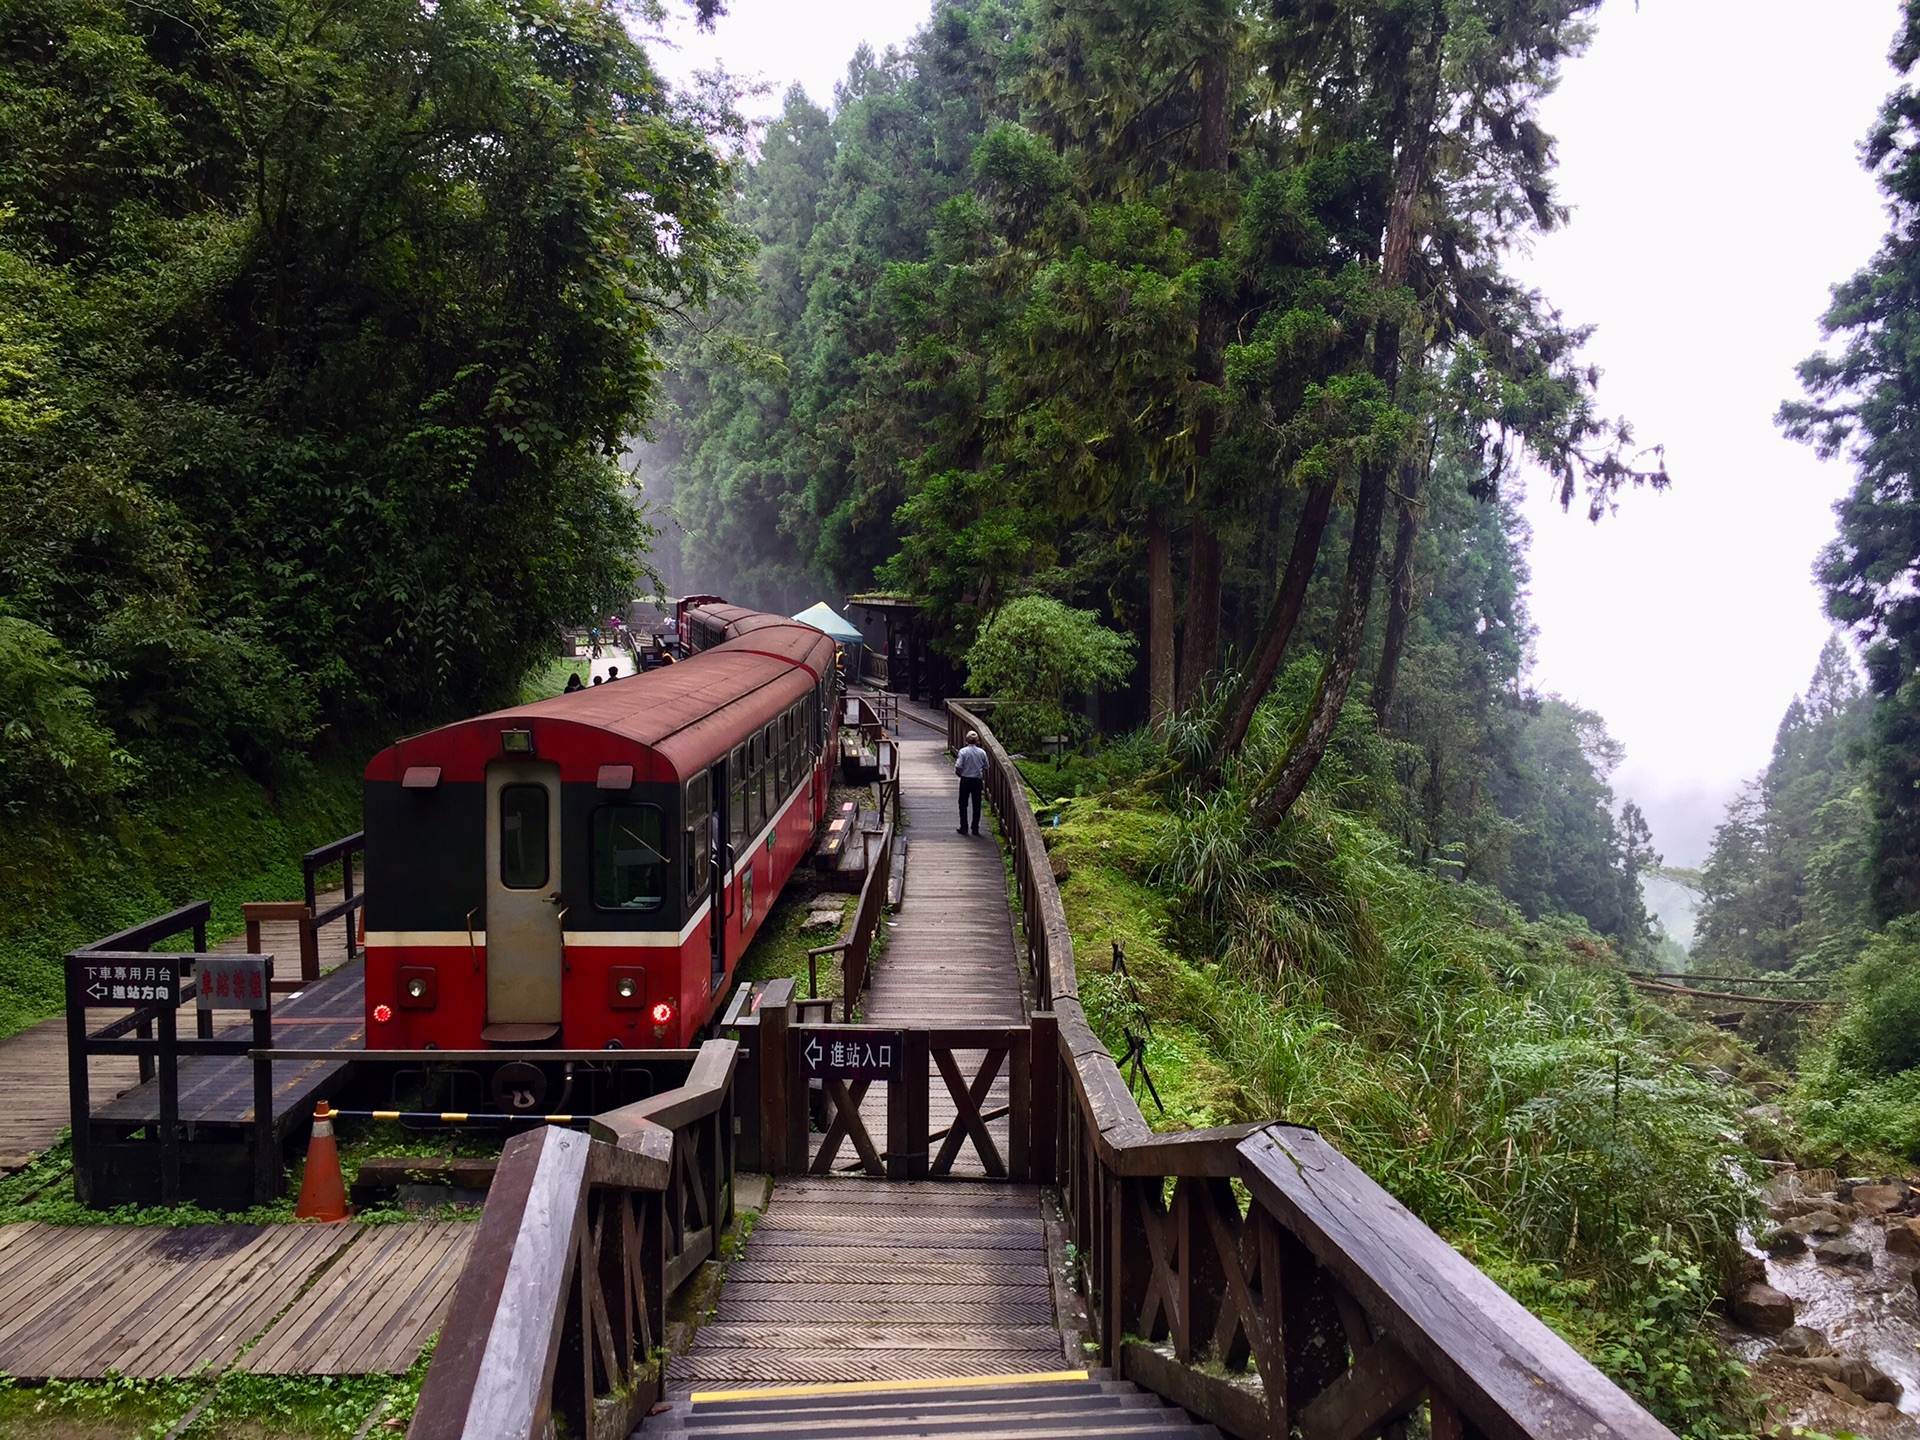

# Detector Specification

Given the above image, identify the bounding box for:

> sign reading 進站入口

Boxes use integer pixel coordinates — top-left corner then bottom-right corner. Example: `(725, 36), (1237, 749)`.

(800, 1027), (903, 1081)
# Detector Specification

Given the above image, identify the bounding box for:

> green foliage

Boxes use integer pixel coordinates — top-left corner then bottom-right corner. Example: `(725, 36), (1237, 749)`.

(1694, 637), (1874, 977)
(964, 596), (1134, 748)
(1794, 915), (1920, 1162)
(1036, 721), (1761, 1439)
(0, 0), (741, 790)
(0, 608), (130, 808)
(0, 749), (362, 1037)
(1782, 3), (1920, 921)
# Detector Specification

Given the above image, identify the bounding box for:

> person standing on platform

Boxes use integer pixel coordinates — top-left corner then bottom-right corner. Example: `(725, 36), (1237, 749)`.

(954, 730), (988, 835)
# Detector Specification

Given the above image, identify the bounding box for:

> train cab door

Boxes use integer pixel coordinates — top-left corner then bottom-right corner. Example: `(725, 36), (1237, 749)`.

(708, 756), (731, 992)
(484, 760), (564, 1037)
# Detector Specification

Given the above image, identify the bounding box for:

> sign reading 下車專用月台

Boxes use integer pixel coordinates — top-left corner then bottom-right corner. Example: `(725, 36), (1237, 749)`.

(73, 955), (182, 1008)
(800, 1028), (903, 1081)
(195, 956), (272, 1010)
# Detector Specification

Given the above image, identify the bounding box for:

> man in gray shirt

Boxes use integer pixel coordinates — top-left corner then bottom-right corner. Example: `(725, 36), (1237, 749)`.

(954, 730), (989, 835)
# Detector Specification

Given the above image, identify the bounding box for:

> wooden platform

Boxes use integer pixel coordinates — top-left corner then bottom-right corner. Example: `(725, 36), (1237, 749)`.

(669, 1179), (1062, 1390)
(0, 1220), (468, 1379)
(0, 897), (357, 1171)
(90, 959), (364, 1130)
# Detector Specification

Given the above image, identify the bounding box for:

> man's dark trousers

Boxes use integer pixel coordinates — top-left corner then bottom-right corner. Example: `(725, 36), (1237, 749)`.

(959, 776), (983, 833)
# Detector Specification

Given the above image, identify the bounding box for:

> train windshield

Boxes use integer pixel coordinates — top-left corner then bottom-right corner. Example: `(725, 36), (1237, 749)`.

(592, 804), (667, 912)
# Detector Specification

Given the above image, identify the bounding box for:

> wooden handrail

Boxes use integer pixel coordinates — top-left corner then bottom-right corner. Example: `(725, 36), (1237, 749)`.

(409, 1038), (739, 1440)
(945, 702), (1678, 1440)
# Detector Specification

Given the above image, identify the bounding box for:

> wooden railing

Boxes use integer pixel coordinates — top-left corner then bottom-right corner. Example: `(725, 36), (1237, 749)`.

(806, 821), (893, 1015)
(946, 703), (1677, 1440)
(409, 1040), (738, 1440)
(302, 832), (365, 966)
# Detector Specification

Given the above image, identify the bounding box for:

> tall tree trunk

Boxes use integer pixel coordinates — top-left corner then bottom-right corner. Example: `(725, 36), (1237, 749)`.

(1246, 27), (1442, 821)
(1148, 518), (1175, 730)
(1212, 477), (1336, 762)
(1178, 518), (1221, 709)
(1251, 456), (1392, 822)
(1176, 43), (1232, 712)
(1371, 455), (1424, 727)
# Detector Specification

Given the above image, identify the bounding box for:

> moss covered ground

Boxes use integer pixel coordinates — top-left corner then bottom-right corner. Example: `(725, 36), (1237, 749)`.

(1017, 749), (1775, 1440)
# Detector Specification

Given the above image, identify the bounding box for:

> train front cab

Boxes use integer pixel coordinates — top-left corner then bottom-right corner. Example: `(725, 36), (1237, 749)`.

(363, 667), (836, 1055)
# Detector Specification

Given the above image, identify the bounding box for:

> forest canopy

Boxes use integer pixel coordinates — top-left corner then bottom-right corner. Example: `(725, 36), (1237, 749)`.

(641, 0), (1662, 949)
(0, 0), (743, 805)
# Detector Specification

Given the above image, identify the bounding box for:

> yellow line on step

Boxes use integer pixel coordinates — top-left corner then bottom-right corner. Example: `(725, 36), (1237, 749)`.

(688, 1369), (1091, 1404)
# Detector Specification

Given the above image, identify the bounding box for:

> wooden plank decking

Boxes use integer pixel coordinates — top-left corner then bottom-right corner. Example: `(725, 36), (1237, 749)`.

(0, 1220), (468, 1378)
(694, 727), (1067, 1391)
(670, 1179), (1061, 1391)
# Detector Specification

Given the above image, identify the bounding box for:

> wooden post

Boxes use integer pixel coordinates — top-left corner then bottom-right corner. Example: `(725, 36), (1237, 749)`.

(1029, 1012), (1058, 1186)
(757, 979), (797, 1174)
(157, 997), (180, 1206)
(1009, 1026), (1031, 1181)
(887, 1029), (930, 1180)
(252, 966), (276, 1205)
(65, 959), (92, 1207)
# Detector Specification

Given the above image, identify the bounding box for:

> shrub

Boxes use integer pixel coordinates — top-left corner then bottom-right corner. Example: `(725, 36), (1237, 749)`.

(965, 595), (1133, 750)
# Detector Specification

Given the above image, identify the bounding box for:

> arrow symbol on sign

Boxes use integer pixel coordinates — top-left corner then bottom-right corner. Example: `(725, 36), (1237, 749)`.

(805, 1038), (823, 1067)
(87, 984), (106, 1000)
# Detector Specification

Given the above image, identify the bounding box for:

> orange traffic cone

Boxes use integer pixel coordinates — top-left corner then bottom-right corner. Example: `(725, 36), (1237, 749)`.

(294, 1101), (350, 1221)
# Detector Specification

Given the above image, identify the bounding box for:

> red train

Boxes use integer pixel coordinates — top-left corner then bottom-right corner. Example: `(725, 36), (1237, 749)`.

(361, 605), (837, 1053)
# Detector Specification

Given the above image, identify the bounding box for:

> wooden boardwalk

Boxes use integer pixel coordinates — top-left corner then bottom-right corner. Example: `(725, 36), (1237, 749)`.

(0, 1220), (467, 1378)
(0, 898), (357, 1171)
(865, 738), (1024, 1028)
(687, 729), (1062, 1392)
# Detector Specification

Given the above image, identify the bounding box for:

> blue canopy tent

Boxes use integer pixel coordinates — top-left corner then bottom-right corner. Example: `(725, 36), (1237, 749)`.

(793, 601), (866, 683)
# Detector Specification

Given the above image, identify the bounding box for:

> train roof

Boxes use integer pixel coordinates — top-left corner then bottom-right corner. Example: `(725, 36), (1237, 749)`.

(365, 615), (835, 782)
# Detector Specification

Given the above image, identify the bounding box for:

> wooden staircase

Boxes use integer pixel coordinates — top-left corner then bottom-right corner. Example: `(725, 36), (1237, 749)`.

(648, 1373), (1222, 1438)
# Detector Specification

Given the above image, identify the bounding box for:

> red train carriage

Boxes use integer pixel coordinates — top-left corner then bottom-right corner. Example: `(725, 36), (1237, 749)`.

(361, 608), (837, 1052)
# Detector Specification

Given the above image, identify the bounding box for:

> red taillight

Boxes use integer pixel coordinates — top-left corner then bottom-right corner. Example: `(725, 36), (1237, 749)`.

(651, 1001), (674, 1025)
(372, 1003), (394, 1023)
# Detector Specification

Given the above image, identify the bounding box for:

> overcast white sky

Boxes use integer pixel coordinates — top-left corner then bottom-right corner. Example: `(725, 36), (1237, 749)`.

(650, 0), (1904, 867)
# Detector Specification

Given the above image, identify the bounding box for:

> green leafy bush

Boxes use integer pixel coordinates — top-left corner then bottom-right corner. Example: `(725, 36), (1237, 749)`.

(0, 610), (129, 808)
(1793, 915), (1920, 1160)
(965, 595), (1133, 750)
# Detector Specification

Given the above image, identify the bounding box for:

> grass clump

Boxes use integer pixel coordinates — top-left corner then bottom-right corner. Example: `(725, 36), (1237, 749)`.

(1789, 914), (1920, 1164)
(1034, 726), (1763, 1440)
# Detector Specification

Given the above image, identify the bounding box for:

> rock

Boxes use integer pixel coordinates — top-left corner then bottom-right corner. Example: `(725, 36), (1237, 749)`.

(1780, 1209), (1851, 1238)
(1888, 1216), (1920, 1259)
(1820, 1377), (1869, 1408)
(1776, 1325), (1834, 1358)
(1730, 1282), (1797, 1333)
(1049, 853), (1070, 883)
(1733, 1251), (1768, 1288)
(1762, 1227), (1808, 1256)
(1815, 1236), (1873, 1268)
(1772, 1195), (1846, 1220)
(1850, 1182), (1908, 1216)
(1797, 1355), (1903, 1404)
(1747, 1103), (1788, 1126)
(800, 908), (844, 932)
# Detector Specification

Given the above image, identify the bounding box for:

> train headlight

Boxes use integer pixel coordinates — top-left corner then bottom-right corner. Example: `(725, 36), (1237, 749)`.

(618, 977), (638, 999)
(651, 1001), (674, 1025)
(406, 977), (426, 999)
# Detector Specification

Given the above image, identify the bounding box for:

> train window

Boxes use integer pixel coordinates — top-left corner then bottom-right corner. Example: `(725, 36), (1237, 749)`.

(761, 725), (776, 822)
(729, 745), (747, 849)
(777, 711), (791, 793)
(685, 774), (711, 904)
(592, 805), (666, 911)
(788, 706), (802, 785)
(499, 784), (549, 889)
